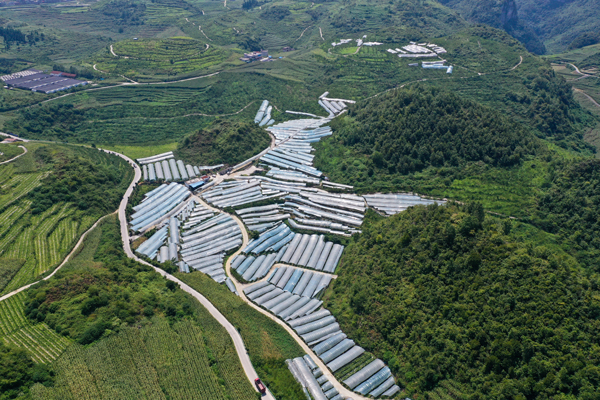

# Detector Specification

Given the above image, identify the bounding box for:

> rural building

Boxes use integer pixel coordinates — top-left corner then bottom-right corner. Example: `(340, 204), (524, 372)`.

(1, 68), (87, 94)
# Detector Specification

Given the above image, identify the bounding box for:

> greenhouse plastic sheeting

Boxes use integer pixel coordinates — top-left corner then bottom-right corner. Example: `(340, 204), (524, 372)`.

(369, 375), (396, 397)
(283, 269), (304, 292)
(252, 253), (277, 281)
(319, 339), (355, 363)
(242, 255), (266, 281)
(382, 385), (401, 397)
(298, 235), (319, 266)
(354, 366), (392, 394)
(301, 323), (340, 344)
(270, 267), (287, 286)
(289, 235), (311, 265)
(294, 315), (337, 335)
(323, 244), (344, 273)
(162, 160), (173, 181)
(293, 357), (327, 400)
(343, 359), (385, 389)
(326, 346), (365, 372)
(306, 237), (325, 269)
(248, 284), (276, 301)
(261, 291), (293, 310)
(303, 355), (318, 371)
(287, 299), (322, 320)
(292, 271), (313, 295)
(301, 274), (323, 298)
(276, 267), (295, 289)
(314, 242), (333, 270)
(243, 280), (270, 295)
(281, 234), (303, 263)
(271, 294), (301, 315)
(236, 256), (256, 275)
(289, 309), (330, 328)
(313, 332), (347, 356)
(253, 287), (283, 305)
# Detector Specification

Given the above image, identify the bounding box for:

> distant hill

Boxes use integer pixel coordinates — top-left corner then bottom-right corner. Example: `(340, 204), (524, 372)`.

(437, 0), (600, 53)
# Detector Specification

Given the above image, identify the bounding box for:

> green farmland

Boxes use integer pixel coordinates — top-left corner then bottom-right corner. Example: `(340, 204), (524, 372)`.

(0, 143), (132, 294)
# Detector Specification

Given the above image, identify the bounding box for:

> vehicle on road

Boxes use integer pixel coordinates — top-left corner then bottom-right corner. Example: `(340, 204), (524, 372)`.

(255, 378), (266, 395)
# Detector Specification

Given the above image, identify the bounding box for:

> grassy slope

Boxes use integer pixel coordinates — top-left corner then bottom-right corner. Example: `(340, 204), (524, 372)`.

(7, 216), (256, 400)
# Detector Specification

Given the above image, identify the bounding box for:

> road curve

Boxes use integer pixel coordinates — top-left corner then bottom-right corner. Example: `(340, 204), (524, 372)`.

(108, 149), (275, 400)
(0, 212), (114, 302)
(193, 197), (372, 400)
(0, 145), (27, 165)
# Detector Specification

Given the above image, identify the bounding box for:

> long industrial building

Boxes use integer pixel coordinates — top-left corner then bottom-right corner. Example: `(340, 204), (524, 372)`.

(1, 69), (88, 94)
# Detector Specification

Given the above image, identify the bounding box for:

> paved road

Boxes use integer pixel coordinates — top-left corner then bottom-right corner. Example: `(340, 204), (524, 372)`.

(193, 196), (372, 400)
(109, 149), (275, 400)
(0, 145), (27, 165)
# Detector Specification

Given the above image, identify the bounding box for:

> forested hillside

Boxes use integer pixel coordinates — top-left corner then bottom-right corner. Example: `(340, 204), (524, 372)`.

(438, 0), (600, 53)
(175, 119), (271, 166)
(324, 204), (600, 399)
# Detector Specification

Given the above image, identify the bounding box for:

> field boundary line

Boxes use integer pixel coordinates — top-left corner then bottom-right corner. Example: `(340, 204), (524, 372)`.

(0, 212), (115, 302)
(0, 145), (27, 165)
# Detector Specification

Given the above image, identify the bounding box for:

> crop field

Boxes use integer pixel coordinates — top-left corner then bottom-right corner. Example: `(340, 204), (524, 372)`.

(0, 202), (92, 294)
(176, 271), (306, 400)
(95, 38), (236, 81)
(0, 143), (25, 162)
(0, 143), (133, 293)
(0, 292), (71, 363)
(29, 317), (257, 400)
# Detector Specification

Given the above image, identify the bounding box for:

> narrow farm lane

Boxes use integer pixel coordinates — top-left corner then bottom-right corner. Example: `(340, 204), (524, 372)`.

(0, 145), (27, 165)
(110, 150), (276, 400)
(192, 196), (373, 400)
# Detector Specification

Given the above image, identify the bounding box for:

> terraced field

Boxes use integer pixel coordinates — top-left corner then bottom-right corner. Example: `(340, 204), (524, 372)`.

(95, 37), (235, 81)
(0, 292), (71, 364)
(0, 143), (134, 294)
(29, 317), (257, 400)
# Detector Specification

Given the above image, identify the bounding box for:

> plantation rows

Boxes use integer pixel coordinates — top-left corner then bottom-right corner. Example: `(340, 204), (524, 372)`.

(4, 323), (71, 364)
(30, 318), (256, 400)
(0, 292), (28, 335)
(0, 171), (47, 209)
(0, 202), (91, 293)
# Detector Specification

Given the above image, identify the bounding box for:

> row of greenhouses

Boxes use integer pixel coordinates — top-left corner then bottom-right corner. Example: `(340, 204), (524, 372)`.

(363, 193), (445, 215)
(243, 276), (399, 398)
(129, 183), (191, 232)
(288, 355), (400, 400)
(287, 355), (344, 400)
(138, 151), (222, 183)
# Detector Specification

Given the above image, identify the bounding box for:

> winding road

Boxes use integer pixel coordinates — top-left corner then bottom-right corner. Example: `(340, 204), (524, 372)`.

(107, 149), (276, 400)
(0, 145), (27, 165)
(193, 196), (372, 400)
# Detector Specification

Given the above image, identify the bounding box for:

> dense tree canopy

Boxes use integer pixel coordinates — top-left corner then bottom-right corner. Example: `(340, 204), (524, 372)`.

(324, 204), (600, 400)
(535, 159), (600, 271)
(0, 343), (53, 400)
(28, 148), (128, 215)
(176, 119), (270, 166)
(326, 88), (540, 175)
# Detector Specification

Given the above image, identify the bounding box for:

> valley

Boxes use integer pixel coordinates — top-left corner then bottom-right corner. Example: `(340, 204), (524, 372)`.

(0, 0), (599, 399)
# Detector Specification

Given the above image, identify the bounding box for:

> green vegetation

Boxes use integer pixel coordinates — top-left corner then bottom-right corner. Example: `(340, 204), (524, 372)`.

(0, 342), (53, 400)
(0, 143), (132, 294)
(438, 0), (600, 53)
(95, 37), (235, 81)
(2, 212), (257, 400)
(324, 203), (600, 399)
(0, 292), (72, 364)
(29, 318), (257, 400)
(24, 215), (195, 345)
(176, 120), (271, 166)
(0, 144), (25, 163)
(176, 271), (306, 400)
